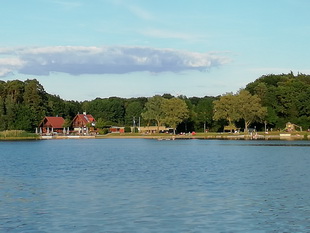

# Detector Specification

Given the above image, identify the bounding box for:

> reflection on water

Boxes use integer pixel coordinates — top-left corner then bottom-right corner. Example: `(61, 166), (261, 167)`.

(0, 139), (310, 232)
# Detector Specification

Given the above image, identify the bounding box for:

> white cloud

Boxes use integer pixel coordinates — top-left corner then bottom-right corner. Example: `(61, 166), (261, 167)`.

(0, 57), (25, 77)
(0, 46), (230, 77)
(0, 57), (25, 66)
(0, 68), (13, 77)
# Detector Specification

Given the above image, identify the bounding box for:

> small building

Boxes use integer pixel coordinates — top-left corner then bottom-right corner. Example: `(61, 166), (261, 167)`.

(138, 126), (172, 134)
(38, 116), (65, 134)
(71, 112), (96, 132)
(110, 126), (125, 133)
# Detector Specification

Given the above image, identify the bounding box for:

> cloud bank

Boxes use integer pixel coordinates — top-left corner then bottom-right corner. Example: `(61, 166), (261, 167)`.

(0, 46), (230, 77)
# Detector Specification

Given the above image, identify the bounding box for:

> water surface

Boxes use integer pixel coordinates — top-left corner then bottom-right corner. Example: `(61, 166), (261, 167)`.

(1, 139), (310, 232)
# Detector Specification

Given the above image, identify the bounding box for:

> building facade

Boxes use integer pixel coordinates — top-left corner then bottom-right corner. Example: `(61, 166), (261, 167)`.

(38, 116), (65, 134)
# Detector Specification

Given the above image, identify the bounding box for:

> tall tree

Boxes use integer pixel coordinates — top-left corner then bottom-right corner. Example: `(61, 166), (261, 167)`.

(6, 80), (24, 104)
(141, 95), (166, 132)
(0, 96), (6, 131)
(213, 93), (239, 132)
(245, 72), (310, 129)
(125, 101), (144, 126)
(14, 105), (35, 131)
(162, 97), (189, 134)
(194, 97), (214, 131)
(4, 97), (18, 129)
(178, 97), (196, 133)
(23, 79), (47, 126)
(235, 90), (267, 132)
(82, 97), (125, 124)
(105, 97), (125, 124)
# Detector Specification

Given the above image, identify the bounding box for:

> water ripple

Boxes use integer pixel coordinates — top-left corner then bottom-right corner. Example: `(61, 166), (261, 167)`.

(0, 139), (310, 232)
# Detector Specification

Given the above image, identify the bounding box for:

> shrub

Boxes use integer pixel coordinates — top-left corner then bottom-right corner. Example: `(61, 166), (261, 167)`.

(124, 126), (131, 133)
(98, 128), (109, 135)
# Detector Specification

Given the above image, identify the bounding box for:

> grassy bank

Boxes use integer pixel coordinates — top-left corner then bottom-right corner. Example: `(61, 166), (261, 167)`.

(0, 130), (40, 140)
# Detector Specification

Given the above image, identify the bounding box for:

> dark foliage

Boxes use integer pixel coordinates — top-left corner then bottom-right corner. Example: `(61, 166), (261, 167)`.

(2, 73), (310, 132)
(245, 72), (310, 130)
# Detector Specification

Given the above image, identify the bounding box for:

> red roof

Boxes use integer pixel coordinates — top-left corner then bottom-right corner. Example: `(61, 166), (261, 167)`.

(39, 117), (65, 129)
(76, 114), (95, 124)
(72, 114), (96, 127)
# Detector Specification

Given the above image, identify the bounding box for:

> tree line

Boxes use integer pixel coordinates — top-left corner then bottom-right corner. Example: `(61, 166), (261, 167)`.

(0, 72), (309, 133)
(0, 79), (81, 131)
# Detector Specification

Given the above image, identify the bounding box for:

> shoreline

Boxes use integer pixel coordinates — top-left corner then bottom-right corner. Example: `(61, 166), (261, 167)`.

(45, 133), (309, 140)
(0, 133), (309, 141)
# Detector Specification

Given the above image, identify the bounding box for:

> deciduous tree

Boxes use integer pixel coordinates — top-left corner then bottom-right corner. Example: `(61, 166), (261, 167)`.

(141, 95), (166, 132)
(194, 97), (214, 131)
(162, 97), (189, 134)
(125, 101), (144, 126)
(235, 90), (267, 132)
(213, 93), (239, 132)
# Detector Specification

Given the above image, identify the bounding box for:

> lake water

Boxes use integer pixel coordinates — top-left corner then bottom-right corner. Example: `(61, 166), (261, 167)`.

(1, 139), (310, 233)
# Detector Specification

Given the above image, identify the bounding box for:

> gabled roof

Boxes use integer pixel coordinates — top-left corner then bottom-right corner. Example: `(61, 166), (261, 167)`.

(39, 117), (65, 128)
(84, 114), (95, 123)
(72, 113), (96, 126)
(77, 114), (95, 123)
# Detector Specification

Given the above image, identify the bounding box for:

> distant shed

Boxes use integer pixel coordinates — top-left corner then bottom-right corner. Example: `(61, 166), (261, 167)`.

(110, 126), (125, 133)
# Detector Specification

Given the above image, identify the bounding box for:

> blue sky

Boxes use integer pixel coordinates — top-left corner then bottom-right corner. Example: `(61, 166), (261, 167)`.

(1, 0), (310, 101)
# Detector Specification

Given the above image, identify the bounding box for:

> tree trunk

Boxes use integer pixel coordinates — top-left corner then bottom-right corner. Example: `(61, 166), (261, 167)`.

(244, 120), (250, 133)
(173, 128), (176, 135)
(156, 120), (160, 133)
(228, 118), (232, 133)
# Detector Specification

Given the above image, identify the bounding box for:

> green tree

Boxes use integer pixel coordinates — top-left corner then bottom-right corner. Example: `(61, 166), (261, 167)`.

(105, 97), (125, 124)
(23, 79), (47, 127)
(6, 80), (24, 104)
(62, 118), (72, 128)
(46, 94), (67, 117)
(213, 93), (239, 132)
(84, 97), (125, 124)
(82, 98), (104, 119)
(0, 96), (6, 130)
(63, 100), (82, 119)
(235, 90), (267, 132)
(162, 93), (174, 99)
(4, 97), (18, 129)
(194, 97), (214, 131)
(162, 97), (189, 134)
(94, 118), (107, 129)
(179, 97), (196, 133)
(14, 105), (35, 131)
(246, 73), (310, 129)
(125, 101), (144, 126)
(141, 95), (166, 132)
